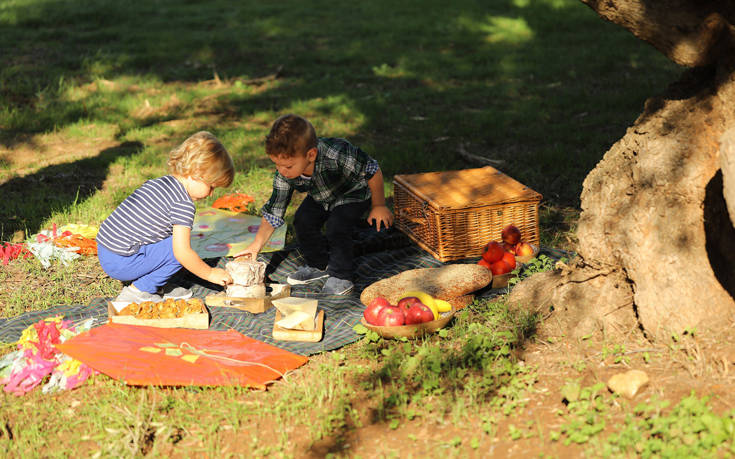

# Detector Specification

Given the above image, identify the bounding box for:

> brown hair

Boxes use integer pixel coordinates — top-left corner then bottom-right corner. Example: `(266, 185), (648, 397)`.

(168, 131), (234, 188)
(265, 114), (317, 157)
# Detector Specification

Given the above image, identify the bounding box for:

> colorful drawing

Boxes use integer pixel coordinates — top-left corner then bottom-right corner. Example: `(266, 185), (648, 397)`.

(190, 208), (287, 259)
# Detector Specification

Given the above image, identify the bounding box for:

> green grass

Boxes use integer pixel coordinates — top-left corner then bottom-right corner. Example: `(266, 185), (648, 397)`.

(0, 297), (540, 456)
(551, 383), (735, 457)
(1, 0), (680, 243)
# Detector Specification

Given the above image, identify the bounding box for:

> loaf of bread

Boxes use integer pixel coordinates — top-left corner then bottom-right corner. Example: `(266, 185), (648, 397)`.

(360, 264), (493, 307)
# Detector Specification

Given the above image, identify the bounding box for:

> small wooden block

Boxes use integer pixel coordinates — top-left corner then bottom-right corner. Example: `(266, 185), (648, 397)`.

(205, 284), (290, 313)
(272, 309), (324, 342)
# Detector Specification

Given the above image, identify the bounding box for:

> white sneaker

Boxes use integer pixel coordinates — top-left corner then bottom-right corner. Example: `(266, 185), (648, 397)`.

(115, 285), (163, 303)
(159, 284), (193, 300)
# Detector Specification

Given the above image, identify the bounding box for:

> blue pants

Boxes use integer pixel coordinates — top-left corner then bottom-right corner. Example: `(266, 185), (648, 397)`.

(97, 238), (182, 294)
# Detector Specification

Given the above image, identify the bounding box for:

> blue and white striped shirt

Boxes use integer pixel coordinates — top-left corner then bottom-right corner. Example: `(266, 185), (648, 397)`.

(97, 175), (195, 256)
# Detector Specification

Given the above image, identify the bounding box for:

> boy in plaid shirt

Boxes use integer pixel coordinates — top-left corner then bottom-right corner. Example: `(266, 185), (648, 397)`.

(235, 114), (393, 295)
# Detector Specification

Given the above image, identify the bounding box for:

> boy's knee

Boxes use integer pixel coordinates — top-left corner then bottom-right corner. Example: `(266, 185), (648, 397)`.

(325, 219), (353, 239)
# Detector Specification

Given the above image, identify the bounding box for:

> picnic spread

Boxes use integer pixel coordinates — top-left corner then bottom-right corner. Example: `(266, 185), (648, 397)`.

(0, 170), (571, 395)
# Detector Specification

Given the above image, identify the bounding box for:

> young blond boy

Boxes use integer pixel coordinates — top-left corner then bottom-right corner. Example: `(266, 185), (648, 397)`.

(235, 114), (393, 295)
(97, 131), (234, 303)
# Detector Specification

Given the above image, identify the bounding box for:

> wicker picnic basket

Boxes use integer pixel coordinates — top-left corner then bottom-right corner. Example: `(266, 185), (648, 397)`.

(393, 166), (542, 262)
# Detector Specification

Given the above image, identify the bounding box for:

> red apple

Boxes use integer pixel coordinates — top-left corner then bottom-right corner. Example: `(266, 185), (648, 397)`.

(478, 258), (492, 269)
(404, 305), (422, 324)
(515, 242), (534, 257)
(502, 242), (516, 253)
(501, 250), (516, 270)
(482, 241), (505, 263)
(370, 296), (391, 308)
(364, 297), (390, 325)
(490, 260), (511, 276)
(415, 304), (435, 323)
(397, 296), (423, 315)
(406, 304), (434, 324)
(377, 306), (405, 326)
(501, 225), (522, 245)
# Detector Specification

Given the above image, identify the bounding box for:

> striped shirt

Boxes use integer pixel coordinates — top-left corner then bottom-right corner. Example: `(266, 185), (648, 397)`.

(261, 137), (379, 228)
(97, 175), (195, 256)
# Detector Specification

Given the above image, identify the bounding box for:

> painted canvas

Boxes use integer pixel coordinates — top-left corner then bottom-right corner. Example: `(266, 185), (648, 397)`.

(190, 208), (287, 259)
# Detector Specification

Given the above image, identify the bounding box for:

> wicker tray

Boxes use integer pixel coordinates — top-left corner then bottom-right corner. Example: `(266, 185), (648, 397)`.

(394, 166), (542, 262)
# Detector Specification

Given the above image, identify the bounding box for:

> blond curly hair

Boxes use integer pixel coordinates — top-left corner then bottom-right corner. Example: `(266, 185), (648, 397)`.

(168, 131), (234, 187)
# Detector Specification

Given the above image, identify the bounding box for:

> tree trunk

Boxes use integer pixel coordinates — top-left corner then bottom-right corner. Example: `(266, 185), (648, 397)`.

(509, 0), (735, 341)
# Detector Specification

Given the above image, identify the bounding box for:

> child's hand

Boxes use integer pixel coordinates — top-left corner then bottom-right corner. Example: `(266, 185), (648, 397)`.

(233, 243), (260, 261)
(367, 205), (394, 231)
(208, 267), (232, 286)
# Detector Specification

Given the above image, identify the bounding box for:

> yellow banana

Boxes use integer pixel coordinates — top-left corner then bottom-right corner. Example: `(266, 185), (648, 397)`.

(398, 291), (439, 320)
(434, 299), (452, 313)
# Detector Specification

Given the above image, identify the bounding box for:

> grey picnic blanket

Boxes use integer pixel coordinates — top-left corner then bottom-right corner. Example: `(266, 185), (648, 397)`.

(0, 228), (570, 355)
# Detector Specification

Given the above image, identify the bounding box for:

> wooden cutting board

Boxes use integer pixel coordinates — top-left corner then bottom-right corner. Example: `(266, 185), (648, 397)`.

(204, 284), (291, 313)
(272, 310), (325, 342)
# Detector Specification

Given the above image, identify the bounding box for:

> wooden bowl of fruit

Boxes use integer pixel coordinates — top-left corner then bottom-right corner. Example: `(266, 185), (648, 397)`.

(360, 294), (457, 339)
(477, 225), (540, 288)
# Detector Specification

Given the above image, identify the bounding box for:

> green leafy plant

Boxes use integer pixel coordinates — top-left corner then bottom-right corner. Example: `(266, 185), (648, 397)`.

(508, 254), (567, 288)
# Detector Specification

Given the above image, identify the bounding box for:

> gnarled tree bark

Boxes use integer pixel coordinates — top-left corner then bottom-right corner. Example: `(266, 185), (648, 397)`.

(509, 0), (735, 341)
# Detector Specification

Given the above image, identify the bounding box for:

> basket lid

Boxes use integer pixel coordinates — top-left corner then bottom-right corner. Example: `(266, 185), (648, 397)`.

(393, 166), (542, 210)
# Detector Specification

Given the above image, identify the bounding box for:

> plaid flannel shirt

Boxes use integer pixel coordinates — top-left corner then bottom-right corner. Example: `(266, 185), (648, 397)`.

(261, 137), (380, 228)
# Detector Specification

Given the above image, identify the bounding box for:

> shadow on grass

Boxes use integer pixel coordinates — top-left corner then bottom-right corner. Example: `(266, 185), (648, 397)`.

(339, 303), (539, 445)
(0, 141), (142, 239)
(1, 0), (680, 208)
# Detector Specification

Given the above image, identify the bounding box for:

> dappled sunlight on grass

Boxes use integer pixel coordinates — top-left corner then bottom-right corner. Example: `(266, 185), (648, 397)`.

(456, 15), (534, 45)
(1, 0), (680, 268)
(372, 62), (415, 79)
(512, 0), (574, 9)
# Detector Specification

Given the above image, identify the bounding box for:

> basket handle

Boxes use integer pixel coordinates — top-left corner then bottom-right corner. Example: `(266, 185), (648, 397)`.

(398, 201), (430, 226)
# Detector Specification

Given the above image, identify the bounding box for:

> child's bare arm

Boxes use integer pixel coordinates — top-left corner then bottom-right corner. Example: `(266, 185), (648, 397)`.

(172, 225), (232, 285)
(233, 217), (275, 260)
(367, 169), (394, 230)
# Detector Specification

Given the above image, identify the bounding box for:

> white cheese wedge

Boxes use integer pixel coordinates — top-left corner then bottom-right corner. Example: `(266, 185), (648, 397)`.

(276, 311), (313, 330)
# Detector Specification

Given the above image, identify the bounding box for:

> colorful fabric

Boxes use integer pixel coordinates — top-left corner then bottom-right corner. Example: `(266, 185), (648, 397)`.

(30, 224), (98, 261)
(189, 208), (286, 259)
(212, 193), (255, 213)
(0, 317), (97, 395)
(26, 240), (80, 268)
(57, 223), (99, 240)
(261, 137), (379, 228)
(53, 233), (97, 255)
(55, 324), (308, 389)
(1, 242), (33, 265)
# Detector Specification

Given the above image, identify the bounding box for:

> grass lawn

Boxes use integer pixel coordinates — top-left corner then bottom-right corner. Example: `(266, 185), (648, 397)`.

(4, 0), (735, 457)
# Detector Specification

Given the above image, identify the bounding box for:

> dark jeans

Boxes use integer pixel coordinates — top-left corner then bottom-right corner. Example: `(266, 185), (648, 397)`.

(293, 195), (370, 281)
